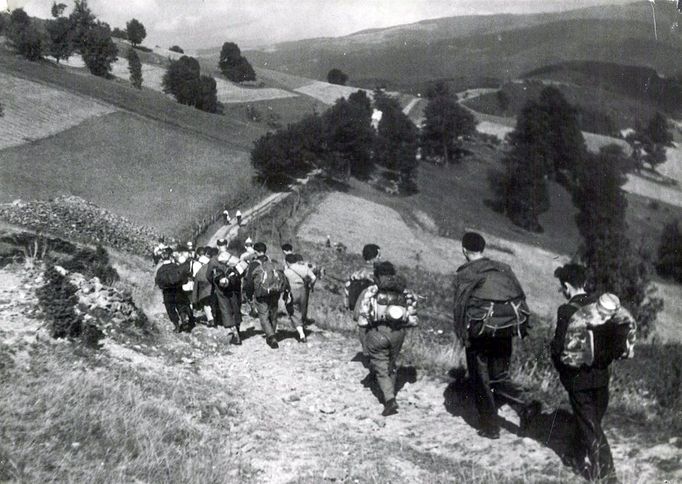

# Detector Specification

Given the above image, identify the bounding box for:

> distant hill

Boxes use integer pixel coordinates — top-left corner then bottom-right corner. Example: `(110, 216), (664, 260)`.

(235, 1), (681, 93)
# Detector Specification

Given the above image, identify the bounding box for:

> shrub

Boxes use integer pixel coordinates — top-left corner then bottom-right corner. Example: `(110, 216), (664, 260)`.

(127, 47), (142, 89)
(61, 245), (119, 285)
(111, 27), (127, 40)
(327, 68), (348, 86)
(657, 219), (682, 283)
(218, 42), (256, 83)
(8, 9), (43, 61)
(169, 45), (184, 54)
(37, 265), (83, 339)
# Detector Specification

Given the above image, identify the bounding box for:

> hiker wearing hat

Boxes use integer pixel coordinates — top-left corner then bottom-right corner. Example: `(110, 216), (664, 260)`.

(453, 231), (541, 439)
(356, 261), (418, 416)
(551, 264), (618, 482)
(240, 237), (257, 263)
(345, 244), (382, 355)
(155, 247), (195, 333)
(205, 239), (248, 345)
(191, 247), (218, 326)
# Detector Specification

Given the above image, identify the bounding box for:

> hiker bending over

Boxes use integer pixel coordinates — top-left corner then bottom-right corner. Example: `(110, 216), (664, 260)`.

(551, 264), (635, 483)
(453, 231), (541, 439)
(155, 247), (195, 333)
(357, 261), (418, 417)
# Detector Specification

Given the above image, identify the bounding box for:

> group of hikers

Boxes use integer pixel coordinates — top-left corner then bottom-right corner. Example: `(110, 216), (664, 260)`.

(153, 229), (636, 483)
(154, 238), (317, 348)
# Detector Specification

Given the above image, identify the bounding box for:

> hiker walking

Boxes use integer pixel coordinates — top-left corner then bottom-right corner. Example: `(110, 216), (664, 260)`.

(155, 247), (195, 333)
(192, 247), (217, 326)
(356, 261), (418, 416)
(283, 253), (317, 342)
(223, 210), (231, 225)
(236, 209), (242, 226)
(551, 264), (633, 482)
(345, 244), (382, 354)
(205, 239), (248, 345)
(453, 232), (541, 439)
(244, 242), (287, 349)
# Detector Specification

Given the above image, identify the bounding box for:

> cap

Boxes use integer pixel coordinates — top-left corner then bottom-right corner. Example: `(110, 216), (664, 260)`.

(217, 238), (228, 247)
(462, 232), (486, 252)
(244, 237), (253, 246)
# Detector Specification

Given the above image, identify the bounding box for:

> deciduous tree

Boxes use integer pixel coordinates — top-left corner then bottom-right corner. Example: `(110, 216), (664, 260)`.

(46, 16), (74, 63)
(8, 9), (43, 61)
(218, 42), (256, 82)
(126, 18), (146, 47)
(81, 23), (118, 77)
(327, 68), (348, 86)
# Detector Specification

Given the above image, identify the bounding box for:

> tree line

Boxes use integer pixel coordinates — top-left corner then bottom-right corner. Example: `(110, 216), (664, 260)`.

(251, 82), (475, 192)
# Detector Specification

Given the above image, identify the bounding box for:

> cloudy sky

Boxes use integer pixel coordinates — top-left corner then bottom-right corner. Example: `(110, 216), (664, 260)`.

(10, 0), (634, 50)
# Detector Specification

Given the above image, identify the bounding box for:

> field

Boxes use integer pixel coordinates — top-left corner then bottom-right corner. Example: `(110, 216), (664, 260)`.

(0, 111), (254, 238)
(0, 72), (117, 150)
(62, 55), (298, 104)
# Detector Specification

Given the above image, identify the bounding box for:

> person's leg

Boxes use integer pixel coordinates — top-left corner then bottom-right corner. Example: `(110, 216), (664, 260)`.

(286, 295), (306, 341)
(255, 297), (275, 338)
(365, 328), (394, 403)
(268, 293), (279, 334)
(594, 386), (615, 481)
(177, 303), (194, 332)
(300, 285), (310, 322)
(569, 388), (606, 481)
(164, 302), (180, 331)
(466, 339), (498, 434)
(388, 328), (407, 392)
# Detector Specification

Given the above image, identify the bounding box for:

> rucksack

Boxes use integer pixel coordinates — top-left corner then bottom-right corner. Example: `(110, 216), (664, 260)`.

(210, 263), (241, 293)
(466, 266), (529, 338)
(561, 300), (637, 368)
(253, 259), (287, 298)
(372, 274), (411, 325)
(155, 263), (185, 290)
(347, 279), (373, 310)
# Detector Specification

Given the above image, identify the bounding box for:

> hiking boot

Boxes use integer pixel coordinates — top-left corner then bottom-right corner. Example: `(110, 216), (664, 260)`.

(266, 336), (279, 349)
(477, 427), (500, 440)
(230, 331), (242, 346)
(519, 400), (542, 436)
(382, 398), (399, 417)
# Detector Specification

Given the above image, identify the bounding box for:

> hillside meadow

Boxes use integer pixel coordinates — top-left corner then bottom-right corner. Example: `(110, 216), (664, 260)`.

(0, 111), (254, 238)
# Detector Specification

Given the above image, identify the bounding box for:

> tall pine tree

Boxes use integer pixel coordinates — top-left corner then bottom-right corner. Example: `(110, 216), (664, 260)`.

(127, 47), (142, 89)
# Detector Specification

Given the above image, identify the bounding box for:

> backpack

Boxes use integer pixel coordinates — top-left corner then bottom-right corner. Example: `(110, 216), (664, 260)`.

(347, 279), (373, 310)
(155, 263), (185, 290)
(466, 266), (529, 338)
(253, 259), (287, 298)
(210, 263), (241, 293)
(371, 275), (411, 325)
(561, 300), (637, 368)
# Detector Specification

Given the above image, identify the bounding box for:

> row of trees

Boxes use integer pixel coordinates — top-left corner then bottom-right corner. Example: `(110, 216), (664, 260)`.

(5, 1), (119, 77)
(489, 86), (665, 333)
(251, 83), (476, 191)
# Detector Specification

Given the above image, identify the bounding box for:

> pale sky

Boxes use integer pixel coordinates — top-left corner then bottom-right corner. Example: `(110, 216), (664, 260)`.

(8, 0), (636, 50)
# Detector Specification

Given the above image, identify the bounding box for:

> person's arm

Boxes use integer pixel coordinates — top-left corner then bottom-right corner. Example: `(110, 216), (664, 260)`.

(550, 305), (573, 367)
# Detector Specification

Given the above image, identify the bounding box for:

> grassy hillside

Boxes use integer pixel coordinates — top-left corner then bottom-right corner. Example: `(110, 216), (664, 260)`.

(243, 2), (681, 92)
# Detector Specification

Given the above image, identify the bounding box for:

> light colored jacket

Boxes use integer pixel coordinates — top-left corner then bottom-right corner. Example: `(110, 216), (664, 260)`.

(284, 261), (317, 295)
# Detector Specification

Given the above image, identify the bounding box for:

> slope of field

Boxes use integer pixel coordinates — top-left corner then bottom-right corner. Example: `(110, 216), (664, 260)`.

(244, 2), (682, 89)
(0, 111), (253, 237)
(0, 71), (117, 150)
(62, 55), (298, 104)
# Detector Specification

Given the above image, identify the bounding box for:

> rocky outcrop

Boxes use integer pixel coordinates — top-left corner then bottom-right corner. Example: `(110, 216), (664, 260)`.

(0, 196), (161, 256)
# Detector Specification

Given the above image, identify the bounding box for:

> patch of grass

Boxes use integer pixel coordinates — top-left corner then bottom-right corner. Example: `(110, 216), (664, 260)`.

(0, 343), (252, 483)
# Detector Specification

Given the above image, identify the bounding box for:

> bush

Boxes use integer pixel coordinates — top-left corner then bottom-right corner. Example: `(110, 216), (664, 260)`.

(162, 56), (217, 113)
(8, 9), (43, 61)
(169, 45), (184, 54)
(657, 219), (682, 283)
(61, 245), (119, 285)
(218, 42), (256, 83)
(111, 27), (127, 40)
(37, 265), (83, 339)
(127, 47), (142, 89)
(327, 68), (348, 86)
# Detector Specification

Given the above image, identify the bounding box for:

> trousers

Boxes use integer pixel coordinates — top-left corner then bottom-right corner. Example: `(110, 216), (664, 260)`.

(163, 302), (193, 331)
(566, 385), (615, 480)
(255, 293), (280, 337)
(465, 336), (529, 431)
(365, 325), (407, 402)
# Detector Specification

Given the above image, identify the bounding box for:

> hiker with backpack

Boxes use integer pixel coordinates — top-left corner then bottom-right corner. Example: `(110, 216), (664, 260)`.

(283, 253), (317, 342)
(155, 246), (195, 333)
(551, 264), (635, 482)
(452, 232), (541, 439)
(244, 242), (288, 349)
(192, 247), (217, 326)
(356, 261), (418, 417)
(345, 244), (382, 354)
(205, 238), (249, 345)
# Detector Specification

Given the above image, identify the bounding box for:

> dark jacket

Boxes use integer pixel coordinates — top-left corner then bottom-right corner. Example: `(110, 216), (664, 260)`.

(204, 254), (242, 295)
(452, 257), (526, 344)
(551, 293), (610, 391)
(155, 260), (191, 304)
(192, 263), (213, 304)
(244, 255), (269, 300)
